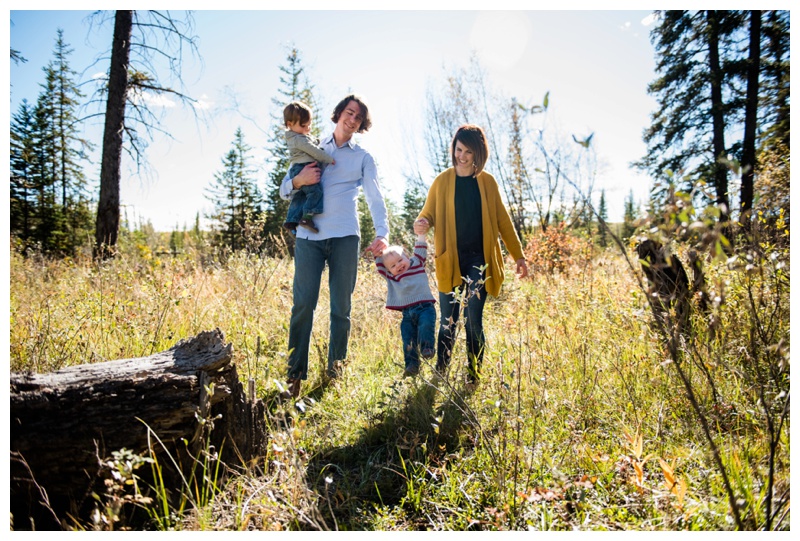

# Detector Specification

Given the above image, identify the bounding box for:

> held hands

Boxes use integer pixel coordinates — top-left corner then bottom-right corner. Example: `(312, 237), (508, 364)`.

(365, 236), (389, 258)
(413, 218), (430, 236)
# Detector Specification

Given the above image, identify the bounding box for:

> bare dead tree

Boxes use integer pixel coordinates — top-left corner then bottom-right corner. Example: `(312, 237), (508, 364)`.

(87, 10), (202, 259)
(408, 57), (595, 239)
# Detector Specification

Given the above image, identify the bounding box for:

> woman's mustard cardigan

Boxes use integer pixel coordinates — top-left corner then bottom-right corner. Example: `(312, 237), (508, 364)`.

(417, 168), (525, 297)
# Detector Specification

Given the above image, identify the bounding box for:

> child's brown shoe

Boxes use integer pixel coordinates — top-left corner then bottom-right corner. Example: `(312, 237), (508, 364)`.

(298, 217), (318, 233)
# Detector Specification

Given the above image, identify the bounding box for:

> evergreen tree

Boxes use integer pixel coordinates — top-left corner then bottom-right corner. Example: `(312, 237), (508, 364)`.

(190, 212), (204, 247)
(49, 29), (93, 253)
(206, 128), (261, 252)
(759, 10), (790, 152)
(623, 189), (638, 240)
(357, 193), (375, 246)
(31, 65), (59, 249)
(10, 99), (36, 242)
(11, 47), (27, 65)
(50, 30), (90, 209)
(400, 183), (427, 244)
(732, 10), (789, 224)
(638, 10), (790, 224)
(169, 224), (184, 255)
(637, 11), (741, 220)
(597, 189), (608, 248)
(738, 10), (760, 225)
(263, 47), (321, 255)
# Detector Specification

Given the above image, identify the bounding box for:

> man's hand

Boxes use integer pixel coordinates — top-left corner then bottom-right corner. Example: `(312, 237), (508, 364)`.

(365, 236), (389, 257)
(414, 218), (430, 235)
(292, 162), (321, 189)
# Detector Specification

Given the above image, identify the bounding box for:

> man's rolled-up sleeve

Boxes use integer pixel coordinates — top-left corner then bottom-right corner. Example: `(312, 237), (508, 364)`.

(279, 171), (297, 201)
(361, 153), (389, 239)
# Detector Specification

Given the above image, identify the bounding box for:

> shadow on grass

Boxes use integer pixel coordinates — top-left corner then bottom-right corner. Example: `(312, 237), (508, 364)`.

(304, 371), (477, 530)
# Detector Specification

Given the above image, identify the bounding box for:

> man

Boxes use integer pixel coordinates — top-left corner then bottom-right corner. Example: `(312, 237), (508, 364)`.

(280, 94), (389, 398)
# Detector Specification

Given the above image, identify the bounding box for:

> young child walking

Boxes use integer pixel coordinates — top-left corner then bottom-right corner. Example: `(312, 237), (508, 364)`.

(375, 222), (436, 377)
(282, 100), (335, 234)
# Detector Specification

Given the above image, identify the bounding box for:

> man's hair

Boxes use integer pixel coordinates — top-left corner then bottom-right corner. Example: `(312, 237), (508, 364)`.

(284, 101), (313, 128)
(331, 94), (372, 133)
(451, 124), (490, 174)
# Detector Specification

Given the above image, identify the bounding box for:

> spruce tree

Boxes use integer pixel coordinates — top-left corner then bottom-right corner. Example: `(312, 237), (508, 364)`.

(31, 60), (59, 250)
(623, 190), (638, 240)
(263, 47), (321, 255)
(760, 11), (790, 152)
(637, 11), (741, 219)
(400, 184), (427, 245)
(638, 10), (790, 224)
(208, 148), (241, 251)
(50, 29), (93, 253)
(597, 189), (608, 248)
(206, 128), (261, 252)
(10, 100), (36, 243)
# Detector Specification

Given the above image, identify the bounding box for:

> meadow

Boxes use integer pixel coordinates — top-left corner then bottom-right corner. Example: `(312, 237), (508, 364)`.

(8, 224), (790, 531)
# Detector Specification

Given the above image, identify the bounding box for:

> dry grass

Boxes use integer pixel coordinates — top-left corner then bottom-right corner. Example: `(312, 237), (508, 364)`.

(9, 240), (790, 530)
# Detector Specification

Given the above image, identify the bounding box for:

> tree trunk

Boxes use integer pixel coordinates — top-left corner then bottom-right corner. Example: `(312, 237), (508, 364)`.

(707, 10), (730, 224)
(10, 329), (268, 530)
(94, 10), (132, 259)
(740, 10), (761, 226)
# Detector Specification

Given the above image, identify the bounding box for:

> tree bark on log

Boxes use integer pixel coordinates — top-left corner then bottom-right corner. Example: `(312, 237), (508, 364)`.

(10, 329), (267, 530)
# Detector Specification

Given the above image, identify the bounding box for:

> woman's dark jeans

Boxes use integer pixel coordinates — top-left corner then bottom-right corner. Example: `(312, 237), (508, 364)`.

(436, 252), (486, 379)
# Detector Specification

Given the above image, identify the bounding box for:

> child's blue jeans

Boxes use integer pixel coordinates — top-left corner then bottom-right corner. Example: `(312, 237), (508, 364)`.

(400, 302), (436, 371)
(284, 161), (323, 228)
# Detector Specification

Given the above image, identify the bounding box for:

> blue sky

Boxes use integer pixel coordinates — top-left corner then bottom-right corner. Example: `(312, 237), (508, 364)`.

(7, 6), (660, 230)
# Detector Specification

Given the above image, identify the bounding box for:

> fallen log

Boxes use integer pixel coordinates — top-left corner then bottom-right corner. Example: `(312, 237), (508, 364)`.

(10, 329), (267, 530)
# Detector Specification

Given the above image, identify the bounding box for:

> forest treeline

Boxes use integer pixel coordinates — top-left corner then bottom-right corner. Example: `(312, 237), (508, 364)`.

(10, 10), (789, 259)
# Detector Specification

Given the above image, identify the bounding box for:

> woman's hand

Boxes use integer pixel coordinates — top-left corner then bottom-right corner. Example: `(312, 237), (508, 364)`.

(414, 218), (430, 235)
(292, 162), (321, 189)
(515, 258), (529, 279)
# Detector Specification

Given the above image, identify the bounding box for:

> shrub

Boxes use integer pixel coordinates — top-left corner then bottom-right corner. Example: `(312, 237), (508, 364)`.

(523, 223), (593, 274)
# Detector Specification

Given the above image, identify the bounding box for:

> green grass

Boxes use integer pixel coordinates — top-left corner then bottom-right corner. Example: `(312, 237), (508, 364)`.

(9, 242), (790, 531)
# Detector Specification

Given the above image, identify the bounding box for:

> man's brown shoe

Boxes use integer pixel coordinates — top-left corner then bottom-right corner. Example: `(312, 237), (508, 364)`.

(286, 378), (301, 398)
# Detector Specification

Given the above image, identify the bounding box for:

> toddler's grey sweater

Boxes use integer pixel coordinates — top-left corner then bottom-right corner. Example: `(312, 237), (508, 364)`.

(376, 242), (436, 310)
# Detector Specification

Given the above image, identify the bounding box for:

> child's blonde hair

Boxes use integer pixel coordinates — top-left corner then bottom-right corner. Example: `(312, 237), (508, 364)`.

(382, 245), (405, 260)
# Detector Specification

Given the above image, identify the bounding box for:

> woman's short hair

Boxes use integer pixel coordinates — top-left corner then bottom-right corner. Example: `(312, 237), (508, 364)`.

(331, 94), (372, 133)
(451, 124), (489, 174)
(283, 101), (313, 127)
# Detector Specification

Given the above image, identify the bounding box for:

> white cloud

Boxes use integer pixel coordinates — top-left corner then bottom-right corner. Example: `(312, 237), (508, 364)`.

(130, 92), (176, 108)
(193, 94), (212, 110)
(641, 13), (658, 27)
(620, 21), (632, 31)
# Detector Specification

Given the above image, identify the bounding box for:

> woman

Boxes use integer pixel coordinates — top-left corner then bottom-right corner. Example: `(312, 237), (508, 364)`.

(416, 124), (528, 384)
